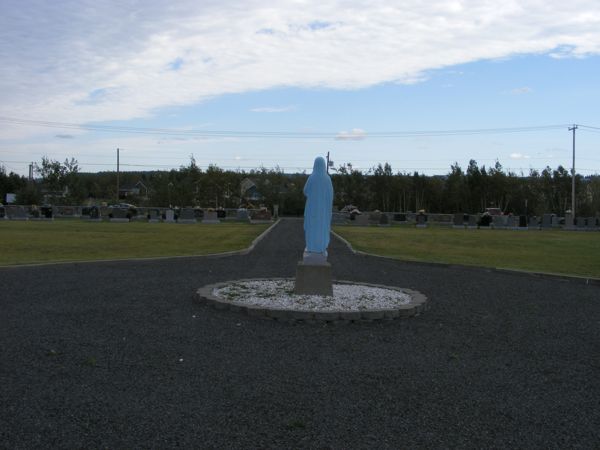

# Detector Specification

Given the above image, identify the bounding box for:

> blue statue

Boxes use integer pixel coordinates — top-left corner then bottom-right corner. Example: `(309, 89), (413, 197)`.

(303, 156), (333, 261)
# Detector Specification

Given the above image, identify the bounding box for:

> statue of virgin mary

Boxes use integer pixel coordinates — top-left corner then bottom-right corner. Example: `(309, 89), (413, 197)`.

(303, 156), (333, 260)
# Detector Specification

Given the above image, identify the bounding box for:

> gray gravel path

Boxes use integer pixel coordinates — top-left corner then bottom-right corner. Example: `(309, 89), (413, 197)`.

(1, 218), (599, 449)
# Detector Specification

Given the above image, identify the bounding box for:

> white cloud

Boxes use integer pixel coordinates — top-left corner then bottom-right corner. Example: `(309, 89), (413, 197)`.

(508, 86), (533, 95)
(510, 152), (530, 159)
(336, 128), (367, 140)
(251, 105), (296, 113)
(1, 0), (600, 129)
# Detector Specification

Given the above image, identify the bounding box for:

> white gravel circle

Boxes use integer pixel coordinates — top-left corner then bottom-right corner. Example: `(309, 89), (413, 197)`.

(213, 279), (412, 312)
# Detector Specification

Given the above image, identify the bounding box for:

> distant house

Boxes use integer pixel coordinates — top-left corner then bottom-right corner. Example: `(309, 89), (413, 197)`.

(240, 178), (262, 202)
(119, 180), (149, 199)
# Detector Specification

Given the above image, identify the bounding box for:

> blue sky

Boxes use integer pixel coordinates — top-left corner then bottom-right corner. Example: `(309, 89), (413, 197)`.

(1, 0), (599, 176)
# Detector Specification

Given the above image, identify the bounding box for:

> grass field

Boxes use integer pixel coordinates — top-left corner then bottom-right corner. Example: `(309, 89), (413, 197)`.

(333, 225), (600, 278)
(0, 220), (269, 266)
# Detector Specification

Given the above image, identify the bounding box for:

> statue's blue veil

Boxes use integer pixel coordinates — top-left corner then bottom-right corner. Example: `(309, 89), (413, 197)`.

(303, 157), (333, 253)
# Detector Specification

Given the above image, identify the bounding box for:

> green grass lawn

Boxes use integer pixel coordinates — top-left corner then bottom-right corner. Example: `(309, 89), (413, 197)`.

(333, 225), (600, 278)
(0, 220), (269, 266)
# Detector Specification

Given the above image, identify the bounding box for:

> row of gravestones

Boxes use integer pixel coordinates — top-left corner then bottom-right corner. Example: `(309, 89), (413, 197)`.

(0, 206), (271, 223)
(331, 210), (600, 230)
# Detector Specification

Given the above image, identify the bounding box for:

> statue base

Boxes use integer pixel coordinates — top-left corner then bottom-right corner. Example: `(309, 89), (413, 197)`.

(302, 250), (328, 265)
(294, 261), (333, 297)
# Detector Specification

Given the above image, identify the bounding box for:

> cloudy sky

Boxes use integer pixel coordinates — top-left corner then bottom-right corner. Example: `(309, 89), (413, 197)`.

(1, 0), (599, 175)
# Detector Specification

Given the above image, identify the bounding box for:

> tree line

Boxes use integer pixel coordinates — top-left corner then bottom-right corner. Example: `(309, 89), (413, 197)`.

(2, 157), (600, 216)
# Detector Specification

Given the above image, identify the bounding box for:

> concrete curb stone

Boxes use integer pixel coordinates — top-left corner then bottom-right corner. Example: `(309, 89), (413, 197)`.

(196, 278), (428, 324)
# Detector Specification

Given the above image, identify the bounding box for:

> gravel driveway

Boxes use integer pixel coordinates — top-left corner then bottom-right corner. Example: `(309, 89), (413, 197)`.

(1, 218), (599, 448)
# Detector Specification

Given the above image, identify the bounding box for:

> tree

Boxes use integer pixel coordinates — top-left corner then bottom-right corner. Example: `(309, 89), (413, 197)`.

(371, 163), (393, 211)
(445, 162), (465, 213)
(35, 157), (83, 204)
(0, 165), (27, 203)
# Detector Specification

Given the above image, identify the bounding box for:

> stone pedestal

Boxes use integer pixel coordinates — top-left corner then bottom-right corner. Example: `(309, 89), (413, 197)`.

(294, 262), (333, 296)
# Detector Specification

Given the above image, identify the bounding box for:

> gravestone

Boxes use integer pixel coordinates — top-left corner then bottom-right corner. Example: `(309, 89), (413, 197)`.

(518, 215), (528, 228)
(148, 209), (161, 223)
(506, 215), (518, 229)
(236, 208), (250, 222)
(29, 206), (41, 219)
(479, 214), (492, 227)
(40, 206), (53, 220)
(202, 211), (220, 224)
(564, 212), (574, 229)
(530, 216), (541, 229)
(576, 217), (586, 228)
(393, 213), (407, 223)
(467, 215), (478, 228)
(88, 206), (101, 221)
(586, 217), (597, 230)
(353, 214), (370, 226)
(541, 214), (554, 229)
(8, 206), (28, 220)
(110, 208), (129, 222)
(179, 208), (197, 224)
(164, 209), (176, 223)
(492, 215), (506, 229)
(379, 213), (390, 226)
(0, 205), (6, 219)
(551, 216), (560, 228)
(368, 210), (382, 224)
(453, 213), (465, 228)
(416, 213), (427, 228)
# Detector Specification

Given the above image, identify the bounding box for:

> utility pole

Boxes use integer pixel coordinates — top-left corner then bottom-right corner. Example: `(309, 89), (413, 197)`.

(569, 125), (577, 220)
(116, 148), (120, 202)
(326, 151), (330, 173)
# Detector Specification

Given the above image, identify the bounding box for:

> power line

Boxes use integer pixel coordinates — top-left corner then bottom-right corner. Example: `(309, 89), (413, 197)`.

(3, 158), (599, 174)
(0, 115), (576, 138)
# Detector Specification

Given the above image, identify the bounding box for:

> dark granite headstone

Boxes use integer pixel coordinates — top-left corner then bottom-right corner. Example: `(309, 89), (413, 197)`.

(89, 206), (101, 220)
(586, 217), (597, 229)
(41, 206), (53, 219)
(518, 215), (527, 228)
(393, 213), (407, 222)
